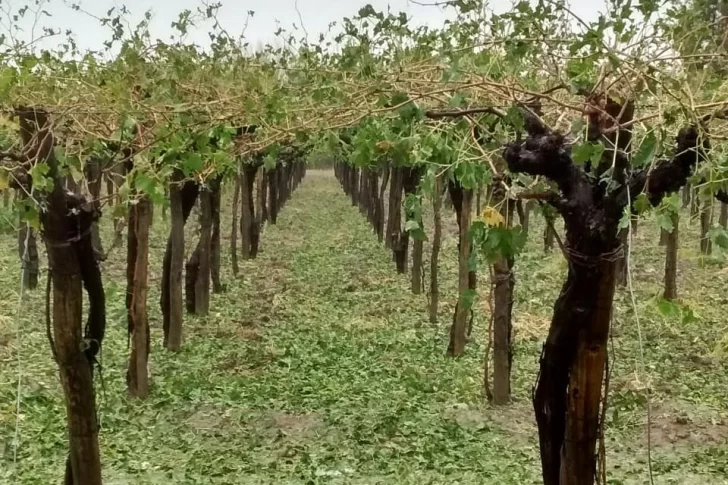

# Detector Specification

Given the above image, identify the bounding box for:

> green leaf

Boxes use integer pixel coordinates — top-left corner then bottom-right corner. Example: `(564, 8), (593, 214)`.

(682, 306), (698, 325)
(618, 207), (631, 230)
(656, 213), (674, 233)
(29, 162), (52, 192)
(134, 173), (157, 195)
(633, 193), (651, 214)
(657, 298), (680, 318)
(505, 106), (524, 132)
(633, 131), (658, 167)
(448, 92), (467, 108)
(709, 226), (728, 250)
(572, 142), (592, 165)
(589, 142), (604, 164)
(404, 220), (421, 232)
(570, 118), (585, 137)
(181, 153), (203, 176)
(461, 289), (476, 310)
(467, 250), (478, 272)
(263, 154), (277, 170)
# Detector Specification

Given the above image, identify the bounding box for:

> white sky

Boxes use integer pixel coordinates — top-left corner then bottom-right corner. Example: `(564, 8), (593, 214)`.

(5, 0), (606, 53)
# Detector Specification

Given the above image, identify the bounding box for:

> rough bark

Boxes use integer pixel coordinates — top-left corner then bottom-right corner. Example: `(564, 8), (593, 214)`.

(402, 167), (424, 289)
(386, 167), (402, 250)
(663, 212), (679, 301)
(659, 228), (669, 246)
(720, 202), (728, 228)
(390, 169), (407, 272)
(691, 188), (700, 217)
(259, 168), (268, 225)
(161, 174), (198, 350)
(186, 186), (213, 315)
(350, 166), (359, 206)
(18, 108), (104, 485)
(106, 160), (126, 233)
(447, 182), (473, 357)
(376, 166), (389, 243)
(615, 228), (629, 286)
(242, 164), (261, 259)
(517, 199), (533, 234)
(429, 175), (443, 324)
(84, 158), (105, 261)
(126, 195), (152, 398)
(18, 222), (38, 290)
(276, 165), (286, 213)
(210, 177), (223, 293)
(358, 169), (367, 214)
(411, 238), (424, 294)
(395, 167), (422, 275)
(231, 174), (241, 277)
(367, 169), (378, 230)
(268, 168), (279, 224)
(700, 199), (713, 255)
(492, 183), (516, 405)
(543, 213), (556, 253)
(504, 106), (703, 485)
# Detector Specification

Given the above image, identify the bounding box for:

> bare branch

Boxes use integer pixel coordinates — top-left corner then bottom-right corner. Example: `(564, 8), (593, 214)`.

(425, 106), (506, 119)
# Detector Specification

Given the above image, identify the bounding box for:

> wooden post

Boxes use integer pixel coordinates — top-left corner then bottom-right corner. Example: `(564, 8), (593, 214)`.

(127, 196), (152, 398)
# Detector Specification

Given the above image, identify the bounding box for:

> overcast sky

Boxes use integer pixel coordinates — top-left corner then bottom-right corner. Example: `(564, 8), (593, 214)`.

(5, 0), (606, 53)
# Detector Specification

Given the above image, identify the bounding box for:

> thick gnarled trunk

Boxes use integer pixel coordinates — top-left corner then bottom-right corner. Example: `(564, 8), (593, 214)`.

(534, 251), (616, 485)
(502, 93), (703, 485)
(18, 108), (104, 485)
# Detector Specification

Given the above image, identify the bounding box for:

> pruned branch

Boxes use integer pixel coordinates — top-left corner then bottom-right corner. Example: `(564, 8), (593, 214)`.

(517, 190), (560, 201)
(627, 126), (707, 206)
(700, 107), (728, 123)
(503, 133), (583, 202)
(0, 151), (27, 163)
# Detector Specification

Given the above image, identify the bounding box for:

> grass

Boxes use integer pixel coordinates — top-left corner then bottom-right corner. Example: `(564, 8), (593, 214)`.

(0, 170), (727, 484)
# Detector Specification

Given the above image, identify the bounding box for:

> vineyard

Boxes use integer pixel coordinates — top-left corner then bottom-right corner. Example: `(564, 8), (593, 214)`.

(1, 0), (728, 484)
